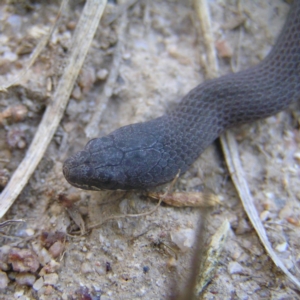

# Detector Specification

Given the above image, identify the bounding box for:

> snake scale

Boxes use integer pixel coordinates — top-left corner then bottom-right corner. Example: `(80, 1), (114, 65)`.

(63, 0), (300, 191)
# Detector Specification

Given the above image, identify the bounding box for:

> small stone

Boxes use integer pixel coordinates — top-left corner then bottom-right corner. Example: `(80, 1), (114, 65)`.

(6, 128), (26, 149)
(25, 228), (35, 236)
(282, 258), (294, 270)
(43, 273), (58, 286)
(39, 248), (52, 266)
(71, 85), (82, 100)
(228, 261), (244, 274)
(66, 21), (76, 30)
(275, 242), (288, 253)
(78, 67), (96, 93)
(122, 52), (131, 60)
(6, 15), (22, 33)
(1, 105), (28, 123)
(14, 289), (24, 298)
(167, 257), (177, 269)
(0, 270), (9, 289)
(0, 245), (10, 271)
(97, 69), (108, 80)
(81, 262), (92, 274)
(8, 248), (39, 273)
(215, 39), (233, 58)
(43, 284), (54, 295)
(0, 169), (10, 188)
(279, 204), (294, 219)
(48, 241), (64, 258)
(260, 210), (270, 222)
(294, 152), (300, 163)
(85, 252), (93, 260)
(3, 51), (18, 62)
(95, 262), (106, 275)
(33, 277), (44, 291)
(42, 259), (60, 274)
(15, 273), (36, 286)
(170, 228), (195, 252)
(235, 218), (252, 234)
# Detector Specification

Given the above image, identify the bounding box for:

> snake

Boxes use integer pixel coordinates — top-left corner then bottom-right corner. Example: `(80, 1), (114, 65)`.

(63, 0), (300, 191)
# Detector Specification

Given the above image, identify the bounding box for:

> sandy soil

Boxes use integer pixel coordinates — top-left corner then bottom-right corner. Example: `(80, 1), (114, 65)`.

(0, 0), (300, 299)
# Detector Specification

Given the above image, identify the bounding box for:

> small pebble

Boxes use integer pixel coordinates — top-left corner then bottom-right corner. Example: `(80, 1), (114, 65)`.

(43, 273), (58, 286)
(41, 259), (60, 275)
(6, 15), (22, 33)
(15, 273), (36, 286)
(81, 262), (92, 274)
(40, 248), (52, 266)
(71, 85), (82, 100)
(66, 21), (76, 30)
(0, 245), (10, 271)
(0, 169), (10, 188)
(6, 128), (26, 149)
(48, 241), (64, 258)
(85, 252), (93, 260)
(8, 248), (39, 273)
(33, 277), (44, 291)
(228, 261), (244, 275)
(78, 67), (96, 93)
(215, 39), (233, 58)
(24, 228), (35, 237)
(167, 257), (177, 269)
(97, 69), (108, 80)
(282, 258), (294, 270)
(43, 285), (54, 295)
(170, 228), (195, 252)
(14, 289), (25, 298)
(122, 52), (131, 60)
(3, 51), (18, 62)
(0, 270), (9, 289)
(275, 242), (288, 252)
(260, 210), (270, 222)
(294, 152), (300, 163)
(235, 218), (252, 234)
(95, 262), (106, 275)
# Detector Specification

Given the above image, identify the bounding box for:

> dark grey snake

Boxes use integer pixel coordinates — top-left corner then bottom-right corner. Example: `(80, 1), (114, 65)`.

(63, 0), (300, 191)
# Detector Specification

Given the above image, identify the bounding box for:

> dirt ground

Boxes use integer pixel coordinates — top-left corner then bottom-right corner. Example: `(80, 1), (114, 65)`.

(0, 0), (300, 299)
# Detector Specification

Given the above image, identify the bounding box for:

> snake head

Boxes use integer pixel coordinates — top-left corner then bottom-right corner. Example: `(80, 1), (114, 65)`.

(63, 121), (170, 190)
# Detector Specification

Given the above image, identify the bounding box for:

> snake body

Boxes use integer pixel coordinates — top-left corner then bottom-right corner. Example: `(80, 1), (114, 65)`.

(63, 1), (300, 191)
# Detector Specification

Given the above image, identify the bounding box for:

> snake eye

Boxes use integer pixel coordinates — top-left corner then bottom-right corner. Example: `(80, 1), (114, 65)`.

(85, 136), (113, 152)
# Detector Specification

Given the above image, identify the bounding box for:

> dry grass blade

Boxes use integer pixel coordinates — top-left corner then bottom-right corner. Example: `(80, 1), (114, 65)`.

(104, 0), (140, 25)
(194, 0), (219, 79)
(0, 219), (25, 229)
(196, 0), (300, 290)
(0, 0), (107, 220)
(221, 132), (300, 289)
(85, 7), (129, 138)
